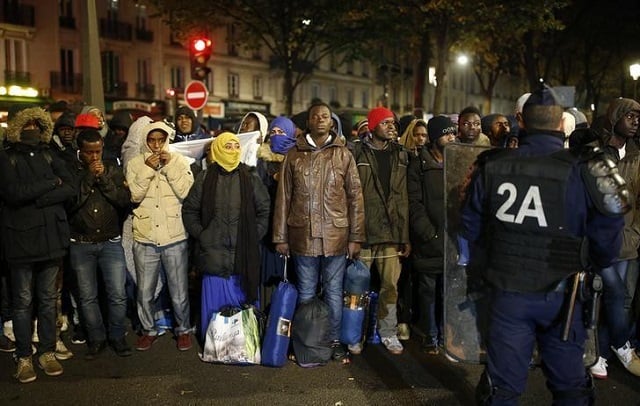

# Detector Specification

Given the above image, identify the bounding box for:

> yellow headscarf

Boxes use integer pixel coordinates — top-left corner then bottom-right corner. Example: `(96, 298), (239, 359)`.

(211, 131), (241, 172)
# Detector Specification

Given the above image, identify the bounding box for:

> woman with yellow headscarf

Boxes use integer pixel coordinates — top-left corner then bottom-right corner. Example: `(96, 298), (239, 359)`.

(182, 132), (271, 339)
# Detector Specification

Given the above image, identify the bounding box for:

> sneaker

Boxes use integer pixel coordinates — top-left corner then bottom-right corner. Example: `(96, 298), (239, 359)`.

(54, 339), (74, 360)
(397, 323), (410, 341)
(14, 357), (36, 383)
(71, 327), (86, 345)
(110, 337), (132, 357)
(84, 341), (107, 360)
(444, 352), (460, 363)
(381, 336), (403, 355)
(421, 338), (440, 355)
(331, 340), (350, 363)
(135, 334), (157, 351)
(0, 334), (16, 353)
(177, 333), (192, 351)
(38, 352), (63, 376)
(612, 341), (640, 376)
(590, 356), (608, 379)
(4, 320), (15, 342)
(348, 342), (363, 355)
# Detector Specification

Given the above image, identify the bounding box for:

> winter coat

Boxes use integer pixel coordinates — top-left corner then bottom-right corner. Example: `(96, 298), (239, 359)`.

(0, 107), (75, 263)
(125, 124), (194, 247)
(352, 139), (410, 246)
(67, 159), (131, 242)
(273, 134), (365, 256)
(407, 148), (445, 273)
(182, 164), (270, 276)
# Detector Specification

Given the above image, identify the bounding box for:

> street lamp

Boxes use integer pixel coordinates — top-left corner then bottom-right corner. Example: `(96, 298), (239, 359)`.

(630, 63), (640, 100)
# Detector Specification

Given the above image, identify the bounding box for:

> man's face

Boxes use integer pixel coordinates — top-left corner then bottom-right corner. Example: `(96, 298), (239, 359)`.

(79, 140), (103, 165)
(615, 110), (640, 138)
(240, 115), (259, 133)
(458, 113), (481, 143)
(58, 126), (76, 145)
(412, 125), (427, 147)
(372, 116), (397, 142)
(147, 131), (167, 153)
(490, 116), (510, 143)
(176, 114), (193, 134)
(435, 133), (456, 151)
(307, 105), (332, 137)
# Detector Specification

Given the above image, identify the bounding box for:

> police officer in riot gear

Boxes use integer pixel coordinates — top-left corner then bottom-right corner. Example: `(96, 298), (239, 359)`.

(461, 85), (628, 405)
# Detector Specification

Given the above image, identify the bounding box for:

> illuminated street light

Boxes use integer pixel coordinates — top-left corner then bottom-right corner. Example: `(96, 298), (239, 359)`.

(630, 63), (640, 100)
(457, 54), (469, 66)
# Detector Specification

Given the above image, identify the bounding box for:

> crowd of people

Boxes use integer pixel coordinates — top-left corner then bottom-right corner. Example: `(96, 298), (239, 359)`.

(0, 92), (638, 405)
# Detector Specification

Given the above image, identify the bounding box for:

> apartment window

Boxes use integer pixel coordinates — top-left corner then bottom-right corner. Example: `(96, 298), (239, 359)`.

(108, 0), (119, 11)
(346, 60), (354, 75)
(253, 75), (263, 99)
(59, 0), (72, 17)
(170, 66), (185, 90)
(311, 83), (320, 101)
(227, 24), (238, 56)
(362, 61), (369, 77)
(346, 88), (354, 107)
(329, 53), (337, 72)
(135, 3), (147, 31)
(137, 58), (150, 85)
(4, 38), (27, 75)
(60, 48), (74, 86)
(228, 73), (239, 98)
(329, 86), (337, 103)
(101, 51), (121, 90)
(362, 89), (369, 109)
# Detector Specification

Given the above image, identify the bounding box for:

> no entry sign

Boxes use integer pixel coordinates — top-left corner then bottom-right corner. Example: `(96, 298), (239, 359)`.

(184, 80), (209, 111)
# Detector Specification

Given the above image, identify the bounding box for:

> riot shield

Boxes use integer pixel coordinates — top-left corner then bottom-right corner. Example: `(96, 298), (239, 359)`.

(443, 143), (490, 364)
(442, 143), (599, 367)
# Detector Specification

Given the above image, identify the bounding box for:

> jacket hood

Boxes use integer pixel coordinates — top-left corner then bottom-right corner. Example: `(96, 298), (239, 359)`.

(175, 105), (198, 134)
(606, 98), (640, 132)
(399, 118), (427, 151)
(6, 107), (54, 144)
(121, 116), (154, 170)
(80, 105), (108, 137)
(141, 121), (174, 153)
(239, 111), (268, 138)
(109, 110), (133, 130)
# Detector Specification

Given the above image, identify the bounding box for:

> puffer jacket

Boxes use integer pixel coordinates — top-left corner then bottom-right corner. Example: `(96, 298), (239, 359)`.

(272, 133), (365, 256)
(407, 148), (444, 272)
(0, 107), (75, 263)
(352, 139), (410, 246)
(182, 164), (270, 276)
(125, 122), (194, 247)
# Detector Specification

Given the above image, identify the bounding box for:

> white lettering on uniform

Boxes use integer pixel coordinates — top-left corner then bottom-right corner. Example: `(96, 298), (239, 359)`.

(495, 182), (548, 227)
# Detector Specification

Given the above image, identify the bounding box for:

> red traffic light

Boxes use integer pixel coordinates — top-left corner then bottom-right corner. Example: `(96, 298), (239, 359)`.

(191, 38), (211, 53)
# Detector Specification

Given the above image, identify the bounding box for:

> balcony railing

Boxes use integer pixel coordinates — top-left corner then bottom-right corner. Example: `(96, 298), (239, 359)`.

(104, 81), (128, 98)
(50, 71), (82, 94)
(5, 70), (31, 86)
(136, 83), (155, 99)
(135, 29), (154, 42)
(99, 18), (132, 41)
(0, 3), (35, 26)
(59, 15), (76, 29)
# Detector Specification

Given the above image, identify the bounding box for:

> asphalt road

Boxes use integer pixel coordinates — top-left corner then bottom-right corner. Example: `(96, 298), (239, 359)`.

(0, 331), (638, 405)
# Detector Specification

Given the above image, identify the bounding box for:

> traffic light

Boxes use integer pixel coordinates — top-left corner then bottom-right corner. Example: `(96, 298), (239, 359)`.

(189, 37), (212, 80)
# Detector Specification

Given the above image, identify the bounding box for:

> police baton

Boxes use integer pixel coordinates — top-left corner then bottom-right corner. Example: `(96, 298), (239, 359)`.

(561, 271), (584, 341)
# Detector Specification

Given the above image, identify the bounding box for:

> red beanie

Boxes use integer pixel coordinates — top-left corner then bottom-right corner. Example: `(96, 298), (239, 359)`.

(367, 107), (395, 130)
(75, 113), (100, 129)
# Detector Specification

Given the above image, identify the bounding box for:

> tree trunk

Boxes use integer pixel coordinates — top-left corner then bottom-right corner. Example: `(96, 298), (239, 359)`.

(414, 31), (431, 113)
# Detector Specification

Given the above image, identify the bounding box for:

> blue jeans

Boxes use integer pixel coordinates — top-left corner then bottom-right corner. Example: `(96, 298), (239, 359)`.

(294, 255), (346, 342)
(11, 260), (60, 358)
(133, 240), (191, 335)
(70, 239), (127, 343)
(598, 259), (637, 357)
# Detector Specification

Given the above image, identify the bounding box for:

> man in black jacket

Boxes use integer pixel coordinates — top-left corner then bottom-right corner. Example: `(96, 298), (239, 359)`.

(0, 106), (75, 383)
(67, 129), (132, 360)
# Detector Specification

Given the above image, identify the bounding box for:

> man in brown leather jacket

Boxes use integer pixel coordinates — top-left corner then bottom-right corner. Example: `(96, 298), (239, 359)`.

(273, 102), (365, 361)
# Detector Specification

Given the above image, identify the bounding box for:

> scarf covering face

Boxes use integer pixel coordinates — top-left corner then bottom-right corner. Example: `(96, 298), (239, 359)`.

(211, 131), (241, 172)
(268, 116), (297, 155)
(20, 129), (42, 146)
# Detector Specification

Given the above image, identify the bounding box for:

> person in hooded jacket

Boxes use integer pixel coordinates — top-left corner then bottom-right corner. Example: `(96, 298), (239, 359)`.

(0, 106), (75, 383)
(182, 132), (270, 338)
(50, 111), (78, 167)
(255, 116), (297, 306)
(103, 110), (133, 165)
(238, 111), (268, 167)
(173, 105), (208, 143)
(125, 121), (195, 352)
